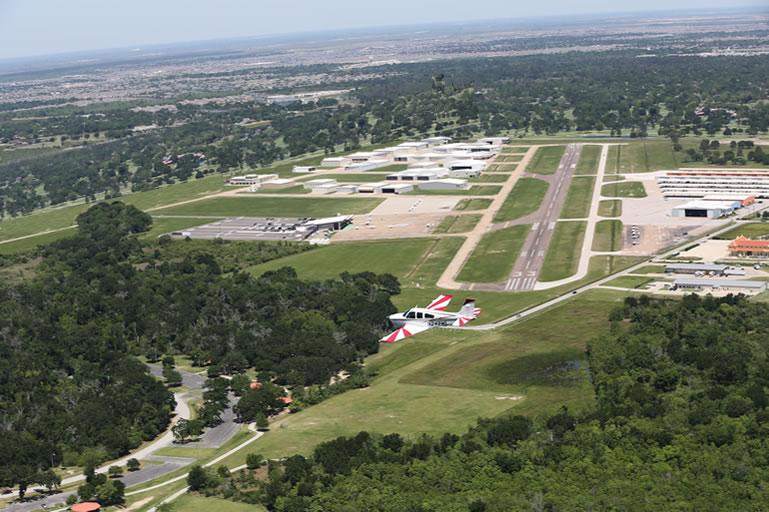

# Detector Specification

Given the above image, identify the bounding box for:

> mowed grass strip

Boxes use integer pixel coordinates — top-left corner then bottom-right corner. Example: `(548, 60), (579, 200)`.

(713, 222), (769, 240)
(592, 220), (624, 252)
(559, 176), (595, 219)
(171, 494), (267, 512)
(457, 224), (530, 283)
(539, 221), (587, 282)
(501, 147), (529, 154)
(153, 196), (383, 217)
(494, 177), (549, 222)
(470, 174), (509, 183)
(601, 181), (647, 198)
(529, 146), (566, 175)
(574, 145), (601, 175)
(408, 185), (502, 196)
(603, 275), (654, 289)
(433, 214), (482, 234)
(453, 198), (492, 211)
(598, 199), (622, 218)
(603, 175), (625, 182)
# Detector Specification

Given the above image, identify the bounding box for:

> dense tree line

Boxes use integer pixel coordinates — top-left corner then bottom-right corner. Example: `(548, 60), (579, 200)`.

(195, 294), (769, 511)
(0, 202), (398, 494)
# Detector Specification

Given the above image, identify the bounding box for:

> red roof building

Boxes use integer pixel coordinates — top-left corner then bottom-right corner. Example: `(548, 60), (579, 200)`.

(71, 503), (101, 512)
(728, 236), (769, 256)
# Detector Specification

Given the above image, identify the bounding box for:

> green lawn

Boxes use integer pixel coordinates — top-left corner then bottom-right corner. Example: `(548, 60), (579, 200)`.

(501, 147), (529, 154)
(632, 265), (665, 274)
(457, 225), (530, 283)
(152, 196), (383, 217)
(408, 185), (502, 196)
(529, 146), (566, 175)
(496, 154), (524, 162)
(713, 223), (769, 240)
(433, 214), (482, 234)
(453, 198), (492, 211)
(487, 163), (519, 172)
(372, 164), (409, 173)
(598, 199), (622, 218)
(603, 275), (654, 289)
(470, 173), (510, 183)
(539, 221), (587, 282)
(600, 140), (749, 174)
(494, 178), (549, 222)
(171, 494), (266, 512)
(218, 289), (629, 464)
(592, 220), (624, 252)
(574, 145), (601, 175)
(560, 177), (595, 219)
(601, 181), (647, 198)
(243, 185), (311, 194)
(152, 447), (216, 459)
(603, 175), (625, 182)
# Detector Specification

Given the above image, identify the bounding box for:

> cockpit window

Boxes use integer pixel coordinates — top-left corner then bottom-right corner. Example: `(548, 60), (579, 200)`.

(404, 310), (416, 319)
(425, 313), (434, 319)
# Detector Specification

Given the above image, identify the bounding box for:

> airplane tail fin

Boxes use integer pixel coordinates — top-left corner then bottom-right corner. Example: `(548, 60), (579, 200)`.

(459, 298), (477, 318)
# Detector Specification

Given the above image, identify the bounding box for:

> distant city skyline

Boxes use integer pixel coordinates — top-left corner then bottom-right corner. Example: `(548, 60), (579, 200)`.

(0, 0), (767, 60)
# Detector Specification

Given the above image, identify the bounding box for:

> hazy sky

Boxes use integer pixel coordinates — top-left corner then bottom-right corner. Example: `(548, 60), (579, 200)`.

(0, 0), (766, 60)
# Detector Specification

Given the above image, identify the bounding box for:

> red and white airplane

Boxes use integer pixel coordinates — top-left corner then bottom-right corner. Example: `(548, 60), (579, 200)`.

(380, 294), (482, 343)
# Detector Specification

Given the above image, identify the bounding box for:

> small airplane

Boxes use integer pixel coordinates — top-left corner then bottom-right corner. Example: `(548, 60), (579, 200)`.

(380, 294), (482, 343)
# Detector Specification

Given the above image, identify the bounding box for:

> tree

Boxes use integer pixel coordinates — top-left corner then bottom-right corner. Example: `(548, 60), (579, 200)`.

(172, 419), (191, 443)
(126, 458), (140, 472)
(255, 413), (270, 430)
(163, 366), (182, 387)
(38, 469), (61, 491)
(187, 465), (209, 491)
(94, 478), (125, 506)
(66, 494), (78, 506)
(108, 465), (124, 478)
(246, 453), (263, 469)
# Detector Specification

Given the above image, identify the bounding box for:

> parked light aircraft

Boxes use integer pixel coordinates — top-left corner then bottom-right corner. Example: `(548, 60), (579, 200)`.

(380, 294), (481, 343)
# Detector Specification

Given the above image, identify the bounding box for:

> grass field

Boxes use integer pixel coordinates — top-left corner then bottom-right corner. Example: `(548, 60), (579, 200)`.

(603, 275), (654, 289)
(574, 145), (601, 175)
(457, 225), (530, 283)
(496, 154), (525, 162)
(217, 289), (629, 465)
(560, 177), (595, 219)
(539, 221), (587, 282)
(713, 222), (769, 240)
(632, 265), (666, 274)
(529, 146), (566, 175)
(592, 220), (624, 252)
(603, 175), (625, 182)
(170, 494), (266, 512)
(494, 178), (549, 222)
(433, 214), (482, 234)
(453, 198), (492, 211)
(407, 185), (502, 196)
(501, 147), (529, 154)
(152, 446), (216, 459)
(487, 163), (519, 172)
(470, 174), (510, 183)
(243, 185), (311, 195)
(152, 196), (383, 217)
(601, 181), (647, 198)
(598, 199), (622, 218)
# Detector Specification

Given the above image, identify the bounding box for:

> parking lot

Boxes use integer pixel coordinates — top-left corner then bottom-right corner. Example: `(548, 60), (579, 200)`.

(169, 217), (315, 241)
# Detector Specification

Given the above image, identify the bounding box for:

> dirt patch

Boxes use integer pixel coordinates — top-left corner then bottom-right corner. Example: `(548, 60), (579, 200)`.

(124, 497), (152, 511)
(495, 395), (524, 401)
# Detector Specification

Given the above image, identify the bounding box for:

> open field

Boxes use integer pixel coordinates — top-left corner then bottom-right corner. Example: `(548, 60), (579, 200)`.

(604, 275), (654, 288)
(601, 181), (647, 198)
(152, 447), (216, 459)
(495, 154), (525, 162)
(433, 214), (482, 234)
(632, 265), (666, 274)
(153, 196), (383, 217)
(560, 177), (595, 219)
(713, 223), (769, 240)
(470, 174), (510, 183)
(493, 178), (549, 222)
(539, 221), (587, 282)
(574, 145), (601, 175)
(453, 198), (492, 211)
(603, 175), (625, 182)
(170, 494), (267, 512)
(529, 146), (566, 175)
(598, 199), (622, 218)
(457, 224), (530, 283)
(501, 147), (529, 154)
(244, 185), (311, 194)
(406, 185), (502, 196)
(592, 220), (623, 252)
(487, 163), (518, 172)
(217, 289), (628, 465)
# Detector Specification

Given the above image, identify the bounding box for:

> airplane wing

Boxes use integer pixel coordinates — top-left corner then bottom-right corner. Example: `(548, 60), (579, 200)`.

(426, 294), (453, 311)
(380, 323), (431, 343)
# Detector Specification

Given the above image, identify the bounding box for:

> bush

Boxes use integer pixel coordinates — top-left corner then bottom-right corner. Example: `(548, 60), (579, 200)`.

(246, 453), (263, 469)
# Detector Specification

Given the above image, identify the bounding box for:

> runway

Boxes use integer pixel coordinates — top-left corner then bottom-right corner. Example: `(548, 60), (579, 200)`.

(504, 144), (583, 291)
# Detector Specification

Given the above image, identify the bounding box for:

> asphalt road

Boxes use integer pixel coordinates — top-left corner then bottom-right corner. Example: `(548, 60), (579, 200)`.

(505, 143), (583, 291)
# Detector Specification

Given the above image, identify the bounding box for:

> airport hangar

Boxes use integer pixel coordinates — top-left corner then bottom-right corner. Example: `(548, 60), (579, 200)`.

(169, 215), (353, 241)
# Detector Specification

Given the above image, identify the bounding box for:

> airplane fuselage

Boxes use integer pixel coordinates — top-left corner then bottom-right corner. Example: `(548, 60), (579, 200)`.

(388, 308), (459, 328)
